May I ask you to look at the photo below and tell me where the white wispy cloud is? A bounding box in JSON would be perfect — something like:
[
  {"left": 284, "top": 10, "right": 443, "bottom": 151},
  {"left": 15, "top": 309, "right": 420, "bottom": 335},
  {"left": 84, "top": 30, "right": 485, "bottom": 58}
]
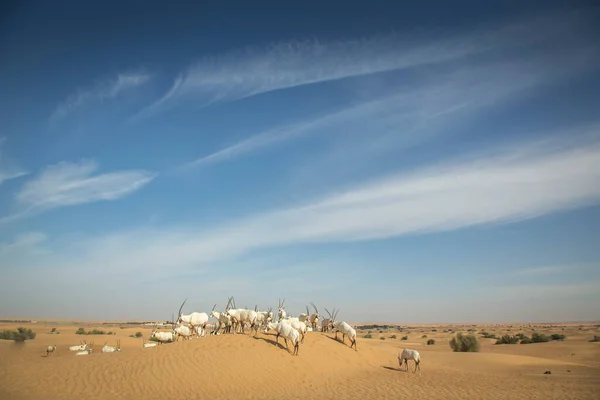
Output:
[
  {"left": 1, "top": 159, "right": 156, "bottom": 223},
  {"left": 182, "top": 44, "right": 598, "bottom": 170},
  {"left": 0, "top": 137, "right": 28, "bottom": 185},
  {"left": 133, "top": 8, "right": 593, "bottom": 120},
  {"left": 50, "top": 72, "right": 151, "bottom": 121},
  {"left": 14, "top": 127, "right": 600, "bottom": 275}
]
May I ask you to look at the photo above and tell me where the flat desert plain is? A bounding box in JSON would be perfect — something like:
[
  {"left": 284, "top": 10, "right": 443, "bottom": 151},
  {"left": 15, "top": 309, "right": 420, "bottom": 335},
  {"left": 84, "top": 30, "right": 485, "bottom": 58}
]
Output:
[{"left": 1, "top": 320, "right": 599, "bottom": 400}]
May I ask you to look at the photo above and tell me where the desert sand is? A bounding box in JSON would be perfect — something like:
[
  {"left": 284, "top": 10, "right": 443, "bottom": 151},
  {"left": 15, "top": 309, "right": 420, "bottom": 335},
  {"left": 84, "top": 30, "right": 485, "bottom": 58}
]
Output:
[{"left": 1, "top": 320, "right": 599, "bottom": 399}]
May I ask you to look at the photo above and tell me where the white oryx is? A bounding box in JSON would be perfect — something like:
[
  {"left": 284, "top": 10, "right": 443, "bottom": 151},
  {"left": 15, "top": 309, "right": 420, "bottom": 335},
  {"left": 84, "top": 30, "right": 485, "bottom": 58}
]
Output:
[
  {"left": 298, "top": 306, "right": 310, "bottom": 324},
  {"left": 398, "top": 348, "right": 422, "bottom": 375},
  {"left": 321, "top": 308, "right": 338, "bottom": 333},
  {"left": 332, "top": 318, "right": 357, "bottom": 351},
  {"left": 101, "top": 340, "right": 121, "bottom": 353},
  {"left": 142, "top": 339, "right": 158, "bottom": 348},
  {"left": 173, "top": 323, "right": 193, "bottom": 341},
  {"left": 225, "top": 297, "right": 243, "bottom": 333},
  {"left": 255, "top": 307, "right": 273, "bottom": 332},
  {"left": 176, "top": 298, "right": 209, "bottom": 337},
  {"left": 68, "top": 340, "right": 88, "bottom": 351},
  {"left": 75, "top": 341, "right": 94, "bottom": 355},
  {"left": 45, "top": 345, "right": 57, "bottom": 356},
  {"left": 280, "top": 317, "right": 308, "bottom": 344},
  {"left": 267, "top": 321, "right": 300, "bottom": 356},
  {"left": 277, "top": 298, "right": 287, "bottom": 321},
  {"left": 309, "top": 302, "right": 320, "bottom": 331},
  {"left": 151, "top": 324, "right": 175, "bottom": 344},
  {"left": 210, "top": 304, "right": 232, "bottom": 335}
]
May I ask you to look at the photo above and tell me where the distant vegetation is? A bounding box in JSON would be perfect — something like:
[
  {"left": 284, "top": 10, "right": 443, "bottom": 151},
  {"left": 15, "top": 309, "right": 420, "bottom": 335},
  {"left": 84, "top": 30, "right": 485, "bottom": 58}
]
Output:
[
  {"left": 550, "top": 334, "right": 566, "bottom": 341},
  {"left": 401, "top": 336, "right": 408, "bottom": 341},
  {"left": 390, "top": 334, "right": 397, "bottom": 339},
  {"left": 590, "top": 335, "right": 600, "bottom": 343},
  {"left": 421, "top": 334, "right": 427, "bottom": 338},
  {"left": 75, "top": 328, "right": 115, "bottom": 335},
  {"left": 355, "top": 324, "right": 397, "bottom": 330},
  {"left": 363, "top": 334, "right": 372, "bottom": 339},
  {"left": 427, "top": 339, "right": 436, "bottom": 345},
  {"left": 496, "top": 335, "right": 519, "bottom": 345},
  {"left": 481, "top": 332, "right": 497, "bottom": 339},
  {"left": 0, "top": 327, "right": 36, "bottom": 341},
  {"left": 449, "top": 332, "right": 480, "bottom": 352},
  {"left": 380, "top": 337, "right": 385, "bottom": 340},
  {"left": 49, "top": 327, "right": 60, "bottom": 334}
]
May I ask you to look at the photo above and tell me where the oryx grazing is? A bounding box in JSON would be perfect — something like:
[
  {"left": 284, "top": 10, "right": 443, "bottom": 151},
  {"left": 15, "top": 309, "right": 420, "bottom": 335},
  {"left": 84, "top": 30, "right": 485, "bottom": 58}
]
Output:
[
  {"left": 68, "top": 340, "right": 88, "bottom": 351},
  {"left": 45, "top": 345, "right": 57, "bottom": 357},
  {"left": 332, "top": 317, "right": 357, "bottom": 351},
  {"left": 267, "top": 321, "right": 300, "bottom": 356},
  {"left": 176, "top": 298, "right": 209, "bottom": 337},
  {"left": 277, "top": 298, "right": 287, "bottom": 321},
  {"left": 398, "top": 348, "right": 422, "bottom": 375},
  {"left": 101, "top": 340, "right": 121, "bottom": 353},
  {"left": 308, "top": 302, "right": 320, "bottom": 331},
  {"left": 209, "top": 304, "right": 232, "bottom": 335},
  {"left": 151, "top": 324, "right": 175, "bottom": 344}
]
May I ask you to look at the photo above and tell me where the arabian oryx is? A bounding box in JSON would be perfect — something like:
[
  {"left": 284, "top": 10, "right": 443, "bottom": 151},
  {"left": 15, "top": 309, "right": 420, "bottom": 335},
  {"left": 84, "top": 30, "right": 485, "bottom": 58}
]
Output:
[
  {"left": 309, "top": 302, "right": 320, "bottom": 331},
  {"left": 101, "top": 340, "right": 121, "bottom": 353},
  {"left": 321, "top": 307, "right": 338, "bottom": 333},
  {"left": 267, "top": 321, "right": 300, "bottom": 356},
  {"left": 176, "top": 298, "right": 209, "bottom": 337},
  {"left": 45, "top": 345, "right": 57, "bottom": 357},
  {"left": 209, "top": 303, "right": 232, "bottom": 335},
  {"left": 75, "top": 341, "right": 94, "bottom": 355},
  {"left": 332, "top": 316, "right": 357, "bottom": 351},
  {"left": 398, "top": 348, "right": 422, "bottom": 375},
  {"left": 277, "top": 298, "right": 287, "bottom": 322},
  {"left": 68, "top": 340, "right": 88, "bottom": 351},
  {"left": 151, "top": 324, "right": 175, "bottom": 344}
]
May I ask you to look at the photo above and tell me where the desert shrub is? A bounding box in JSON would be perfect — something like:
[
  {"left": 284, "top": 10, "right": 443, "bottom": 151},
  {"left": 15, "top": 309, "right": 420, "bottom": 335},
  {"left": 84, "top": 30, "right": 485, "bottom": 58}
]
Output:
[
  {"left": 496, "top": 335, "right": 519, "bottom": 345},
  {"left": 427, "top": 339, "right": 435, "bottom": 345},
  {"left": 0, "top": 327, "right": 36, "bottom": 341},
  {"left": 107, "top": 331, "right": 115, "bottom": 335},
  {"left": 401, "top": 336, "right": 408, "bottom": 341},
  {"left": 87, "top": 329, "right": 106, "bottom": 335},
  {"left": 422, "top": 334, "right": 427, "bottom": 338},
  {"left": 550, "top": 334, "right": 566, "bottom": 341},
  {"left": 590, "top": 335, "right": 600, "bottom": 342},
  {"left": 149, "top": 336, "right": 159, "bottom": 342},
  {"left": 51, "top": 327, "right": 56, "bottom": 333},
  {"left": 390, "top": 334, "right": 397, "bottom": 339},
  {"left": 520, "top": 336, "right": 532, "bottom": 344},
  {"left": 379, "top": 330, "right": 383, "bottom": 333},
  {"left": 531, "top": 333, "right": 550, "bottom": 343},
  {"left": 449, "top": 332, "right": 480, "bottom": 352},
  {"left": 380, "top": 337, "right": 386, "bottom": 340},
  {"left": 75, "top": 328, "right": 85, "bottom": 335},
  {"left": 481, "top": 332, "right": 497, "bottom": 339},
  {"left": 135, "top": 331, "right": 143, "bottom": 338},
  {"left": 363, "top": 334, "right": 372, "bottom": 339},
  {"left": 431, "top": 329, "right": 437, "bottom": 332}
]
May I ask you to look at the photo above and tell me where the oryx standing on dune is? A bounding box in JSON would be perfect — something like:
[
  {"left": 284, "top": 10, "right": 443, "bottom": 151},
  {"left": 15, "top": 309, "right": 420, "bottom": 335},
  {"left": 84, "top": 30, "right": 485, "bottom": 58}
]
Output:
[
  {"left": 277, "top": 298, "right": 287, "bottom": 322},
  {"left": 321, "top": 308, "right": 337, "bottom": 333},
  {"left": 210, "top": 303, "right": 232, "bottom": 335},
  {"left": 309, "top": 302, "right": 320, "bottom": 331},
  {"left": 176, "top": 298, "right": 209, "bottom": 337}
]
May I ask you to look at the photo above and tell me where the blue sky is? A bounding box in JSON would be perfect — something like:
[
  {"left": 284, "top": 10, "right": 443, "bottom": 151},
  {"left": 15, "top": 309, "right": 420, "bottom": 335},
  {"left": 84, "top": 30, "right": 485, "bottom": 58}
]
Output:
[{"left": 1, "top": 1, "right": 599, "bottom": 323}]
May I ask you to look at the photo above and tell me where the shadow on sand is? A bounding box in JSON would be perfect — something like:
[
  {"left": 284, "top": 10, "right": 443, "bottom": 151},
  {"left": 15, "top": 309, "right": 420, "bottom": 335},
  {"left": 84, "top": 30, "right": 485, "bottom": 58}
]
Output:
[
  {"left": 251, "top": 333, "right": 289, "bottom": 351},
  {"left": 382, "top": 366, "right": 404, "bottom": 372}
]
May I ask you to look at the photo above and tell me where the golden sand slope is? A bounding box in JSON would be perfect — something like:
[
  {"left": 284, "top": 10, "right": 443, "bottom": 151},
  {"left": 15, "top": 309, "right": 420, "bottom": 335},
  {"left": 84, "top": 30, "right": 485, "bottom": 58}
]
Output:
[{"left": 0, "top": 322, "right": 599, "bottom": 400}]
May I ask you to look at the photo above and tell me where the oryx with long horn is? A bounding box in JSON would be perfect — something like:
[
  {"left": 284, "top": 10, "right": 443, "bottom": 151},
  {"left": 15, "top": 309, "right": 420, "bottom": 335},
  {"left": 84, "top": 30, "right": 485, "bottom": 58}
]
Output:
[
  {"left": 277, "top": 298, "right": 287, "bottom": 322},
  {"left": 309, "top": 302, "right": 320, "bottom": 331},
  {"left": 175, "top": 298, "right": 209, "bottom": 337},
  {"left": 210, "top": 303, "right": 232, "bottom": 335}
]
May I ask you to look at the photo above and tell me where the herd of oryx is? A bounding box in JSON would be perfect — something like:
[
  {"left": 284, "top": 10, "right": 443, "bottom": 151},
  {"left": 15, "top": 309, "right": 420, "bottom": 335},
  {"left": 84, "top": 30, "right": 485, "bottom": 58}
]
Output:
[
  {"left": 43, "top": 295, "right": 422, "bottom": 373},
  {"left": 147, "top": 297, "right": 358, "bottom": 356}
]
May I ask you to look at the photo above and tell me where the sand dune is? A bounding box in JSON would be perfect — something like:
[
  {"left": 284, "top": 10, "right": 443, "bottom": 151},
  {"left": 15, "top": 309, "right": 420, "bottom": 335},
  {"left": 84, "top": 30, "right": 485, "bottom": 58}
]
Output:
[{"left": 1, "top": 321, "right": 599, "bottom": 399}]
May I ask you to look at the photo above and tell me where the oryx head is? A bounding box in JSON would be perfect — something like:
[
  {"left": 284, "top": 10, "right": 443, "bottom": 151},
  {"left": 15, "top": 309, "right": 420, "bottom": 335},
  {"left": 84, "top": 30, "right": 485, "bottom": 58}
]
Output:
[
  {"left": 209, "top": 304, "right": 218, "bottom": 319},
  {"left": 278, "top": 298, "right": 286, "bottom": 320},
  {"left": 176, "top": 298, "right": 188, "bottom": 324},
  {"left": 310, "top": 301, "right": 320, "bottom": 320}
]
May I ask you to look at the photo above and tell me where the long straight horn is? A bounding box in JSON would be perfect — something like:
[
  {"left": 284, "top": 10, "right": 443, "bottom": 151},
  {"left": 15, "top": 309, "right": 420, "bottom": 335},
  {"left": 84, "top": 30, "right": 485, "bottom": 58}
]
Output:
[
  {"left": 225, "top": 297, "right": 232, "bottom": 310},
  {"left": 325, "top": 308, "right": 332, "bottom": 319},
  {"left": 306, "top": 306, "right": 310, "bottom": 316},
  {"left": 255, "top": 305, "right": 258, "bottom": 312},
  {"left": 177, "top": 298, "right": 187, "bottom": 318},
  {"left": 310, "top": 301, "right": 319, "bottom": 313},
  {"left": 212, "top": 304, "right": 217, "bottom": 312}
]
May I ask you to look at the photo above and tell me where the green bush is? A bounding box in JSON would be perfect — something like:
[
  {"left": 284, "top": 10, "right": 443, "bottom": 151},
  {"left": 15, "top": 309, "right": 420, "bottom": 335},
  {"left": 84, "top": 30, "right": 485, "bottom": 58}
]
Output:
[
  {"left": 550, "top": 334, "right": 566, "bottom": 341},
  {"left": 0, "top": 327, "right": 36, "bottom": 341},
  {"left": 449, "top": 332, "right": 480, "bottom": 352},
  {"left": 422, "top": 334, "right": 427, "bottom": 338},
  {"left": 520, "top": 336, "right": 532, "bottom": 344},
  {"left": 380, "top": 337, "right": 385, "bottom": 340},
  {"left": 135, "top": 331, "right": 143, "bottom": 338},
  {"left": 427, "top": 339, "right": 435, "bottom": 345},
  {"left": 531, "top": 333, "right": 550, "bottom": 343},
  {"left": 401, "top": 336, "right": 408, "bottom": 340},
  {"left": 590, "top": 335, "right": 599, "bottom": 343},
  {"left": 481, "top": 332, "right": 497, "bottom": 339},
  {"left": 496, "top": 335, "right": 519, "bottom": 345},
  {"left": 75, "top": 328, "right": 85, "bottom": 335},
  {"left": 363, "top": 334, "right": 372, "bottom": 338},
  {"left": 390, "top": 334, "right": 397, "bottom": 339}
]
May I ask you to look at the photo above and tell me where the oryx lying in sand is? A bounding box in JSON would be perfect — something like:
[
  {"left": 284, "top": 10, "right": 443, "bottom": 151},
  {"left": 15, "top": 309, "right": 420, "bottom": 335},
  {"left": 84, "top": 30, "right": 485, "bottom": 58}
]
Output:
[
  {"left": 68, "top": 340, "right": 88, "bottom": 351},
  {"left": 101, "top": 340, "right": 121, "bottom": 353}
]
